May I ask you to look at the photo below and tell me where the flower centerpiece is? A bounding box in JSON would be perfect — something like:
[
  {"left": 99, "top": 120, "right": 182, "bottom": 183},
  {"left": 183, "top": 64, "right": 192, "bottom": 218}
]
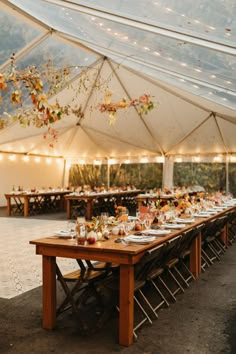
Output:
[
  {"left": 115, "top": 205, "right": 129, "bottom": 221},
  {"left": 85, "top": 216, "right": 107, "bottom": 243}
]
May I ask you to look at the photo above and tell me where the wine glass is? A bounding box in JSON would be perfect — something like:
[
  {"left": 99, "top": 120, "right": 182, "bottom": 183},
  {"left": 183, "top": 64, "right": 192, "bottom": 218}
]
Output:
[
  {"left": 101, "top": 212, "right": 109, "bottom": 224},
  {"left": 67, "top": 220, "right": 76, "bottom": 239}
]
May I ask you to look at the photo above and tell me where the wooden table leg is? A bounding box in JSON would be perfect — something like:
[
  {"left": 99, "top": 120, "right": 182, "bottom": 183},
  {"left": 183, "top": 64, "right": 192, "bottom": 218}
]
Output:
[
  {"left": 66, "top": 199, "right": 71, "bottom": 219},
  {"left": 119, "top": 264, "right": 134, "bottom": 346},
  {"left": 189, "top": 232, "right": 202, "bottom": 278},
  {"left": 42, "top": 255, "right": 56, "bottom": 329},
  {"left": 24, "top": 196, "right": 29, "bottom": 217},
  {"left": 86, "top": 200, "right": 92, "bottom": 220},
  {"left": 6, "top": 197, "right": 11, "bottom": 216},
  {"left": 221, "top": 224, "right": 228, "bottom": 246}
]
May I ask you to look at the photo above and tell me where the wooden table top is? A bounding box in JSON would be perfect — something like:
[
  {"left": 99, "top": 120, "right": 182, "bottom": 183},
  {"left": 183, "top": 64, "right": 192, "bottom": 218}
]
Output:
[{"left": 5, "top": 191, "right": 69, "bottom": 197}]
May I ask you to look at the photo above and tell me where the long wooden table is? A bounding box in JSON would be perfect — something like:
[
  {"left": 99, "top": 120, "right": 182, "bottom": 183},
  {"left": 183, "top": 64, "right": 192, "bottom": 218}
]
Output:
[
  {"left": 65, "top": 190, "right": 142, "bottom": 220},
  {"left": 5, "top": 191, "right": 69, "bottom": 217},
  {"left": 30, "top": 205, "right": 235, "bottom": 346}
]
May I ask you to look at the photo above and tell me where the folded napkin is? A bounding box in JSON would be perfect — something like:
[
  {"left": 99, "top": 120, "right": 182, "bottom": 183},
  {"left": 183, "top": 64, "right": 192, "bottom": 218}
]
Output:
[
  {"left": 175, "top": 218, "right": 195, "bottom": 224},
  {"left": 193, "top": 213, "right": 211, "bottom": 218},
  {"left": 55, "top": 230, "right": 71, "bottom": 237},
  {"left": 124, "top": 235, "right": 156, "bottom": 244},
  {"left": 141, "top": 229, "right": 171, "bottom": 236},
  {"left": 162, "top": 223, "right": 186, "bottom": 229}
]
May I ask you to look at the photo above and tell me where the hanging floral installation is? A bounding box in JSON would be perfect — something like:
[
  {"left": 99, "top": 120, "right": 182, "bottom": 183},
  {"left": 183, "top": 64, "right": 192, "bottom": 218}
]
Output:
[
  {"left": 97, "top": 90, "right": 155, "bottom": 125},
  {"left": 0, "top": 53, "right": 157, "bottom": 147}
]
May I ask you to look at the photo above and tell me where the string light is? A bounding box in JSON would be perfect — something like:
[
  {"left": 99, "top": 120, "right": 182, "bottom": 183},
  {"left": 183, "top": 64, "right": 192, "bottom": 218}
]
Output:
[
  {"left": 213, "top": 155, "right": 222, "bottom": 162},
  {"left": 9, "top": 154, "right": 16, "bottom": 161},
  {"left": 108, "top": 158, "right": 117, "bottom": 165},
  {"left": 46, "top": 158, "right": 52, "bottom": 164},
  {"left": 93, "top": 159, "right": 102, "bottom": 165},
  {"left": 140, "top": 157, "right": 149, "bottom": 163},
  {"left": 192, "top": 156, "right": 201, "bottom": 162},
  {"left": 22, "top": 155, "right": 29, "bottom": 162},
  {"left": 78, "top": 159, "right": 85, "bottom": 164},
  {"left": 86, "top": 8, "right": 234, "bottom": 103},
  {"left": 34, "top": 157, "right": 41, "bottom": 163},
  {"left": 156, "top": 156, "right": 165, "bottom": 163},
  {"left": 124, "top": 159, "right": 130, "bottom": 164}
]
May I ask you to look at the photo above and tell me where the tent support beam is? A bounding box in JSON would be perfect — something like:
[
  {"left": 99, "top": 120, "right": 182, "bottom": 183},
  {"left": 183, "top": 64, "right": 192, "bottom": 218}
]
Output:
[
  {"left": 165, "top": 112, "right": 213, "bottom": 155},
  {"left": 76, "top": 39, "right": 236, "bottom": 98},
  {"left": 107, "top": 59, "right": 164, "bottom": 156}
]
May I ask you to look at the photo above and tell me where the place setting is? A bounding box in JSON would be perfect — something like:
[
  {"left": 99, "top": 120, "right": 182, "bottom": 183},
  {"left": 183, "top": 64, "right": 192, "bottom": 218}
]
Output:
[
  {"left": 160, "top": 222, "right": 187, "bottom": 229},
  {"left": 140, "top": 229, "right": 172, "bottom": 237},
  {"left": 116, "top": 234, "right": 156, "bottom": 245}
]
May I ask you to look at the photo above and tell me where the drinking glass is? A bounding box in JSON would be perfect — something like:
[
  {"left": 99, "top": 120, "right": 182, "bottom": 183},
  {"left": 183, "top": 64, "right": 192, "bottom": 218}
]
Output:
[
  {"left": 101, "top": 212, "right": 109, "bottom": 224},
  {"left": 76, "top": 217, "right": 86, "bottom": 245},
  {"left": 67, "top": 220, "right": 76, "bottom": 239}
]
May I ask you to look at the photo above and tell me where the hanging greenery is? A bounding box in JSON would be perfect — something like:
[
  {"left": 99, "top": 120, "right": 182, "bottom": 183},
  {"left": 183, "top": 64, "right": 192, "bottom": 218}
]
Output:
[{"left": 0, "top": 53, "right": 157, "bottom": 146}]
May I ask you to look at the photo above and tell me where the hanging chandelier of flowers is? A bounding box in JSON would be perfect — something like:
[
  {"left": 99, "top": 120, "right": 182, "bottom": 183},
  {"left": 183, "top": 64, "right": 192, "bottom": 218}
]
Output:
[
  {"left": 0, "top": 53, "right": 157, "bottom": 146},
  {"left": 97, "top": 90, "right": 156, "bottom": 125}
]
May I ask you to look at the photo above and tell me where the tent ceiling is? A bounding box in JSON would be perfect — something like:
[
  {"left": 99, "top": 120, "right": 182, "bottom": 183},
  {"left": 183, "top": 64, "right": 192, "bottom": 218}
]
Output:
[{"left": 0, "top": 0, "right": 235, "bottom": 160}]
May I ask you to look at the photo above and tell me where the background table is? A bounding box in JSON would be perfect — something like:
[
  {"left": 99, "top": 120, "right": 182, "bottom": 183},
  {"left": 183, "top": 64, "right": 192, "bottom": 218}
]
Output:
[
  {"left": 65, "top": 190, "right": 142, "bottom": 220},
  {"left": 5, "top": 191, "right": 68, "bottom": 217}
]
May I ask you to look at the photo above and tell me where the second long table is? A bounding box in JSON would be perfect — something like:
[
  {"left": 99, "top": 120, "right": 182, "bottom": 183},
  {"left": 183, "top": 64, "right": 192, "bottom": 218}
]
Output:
[{"left": 65, "top": 190, "right": 142, "bottom": 220}]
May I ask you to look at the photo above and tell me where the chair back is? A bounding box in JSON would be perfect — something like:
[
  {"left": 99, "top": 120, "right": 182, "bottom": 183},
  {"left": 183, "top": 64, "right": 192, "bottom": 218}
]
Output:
[
  {"left": 135, "top": 243, "right": 167, "bottom": 280},
  {"left": 180, "top": 224, "right": 203, "bottom": 253},
  {"left": 163, "top": 235, "right": 183, "bottom": 263},
  {"left": 201, "top": 218, "right": 218, "bottom": 241}
]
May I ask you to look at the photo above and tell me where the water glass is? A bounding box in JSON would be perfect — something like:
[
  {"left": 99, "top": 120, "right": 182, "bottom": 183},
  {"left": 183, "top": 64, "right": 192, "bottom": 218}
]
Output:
[{"left": 67, "top": 220, "right": 76, "bottom": 239}]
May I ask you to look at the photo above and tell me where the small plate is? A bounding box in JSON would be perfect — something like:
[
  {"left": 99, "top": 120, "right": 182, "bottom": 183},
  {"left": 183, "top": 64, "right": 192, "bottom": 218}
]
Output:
[
  {"left": 128, "top": 216, "right": 138, "bottom": 221},
  {"left": 175, "top": 218, "right": 195, "bottom": 224},
  {"left": 124, "top": 235, "right": 156, "bottom": 244},
  {"left": 55, "top": 230, "right": 71, "bottom": 237},
  {"left": 193, "top": 213, "right": 210, "bottom": 218},
  {"left": 162, "top": 223, "right": 186, "bottom": 229},
  {"left": 141, "top": 229, "right": 171, "bottom": 236}
]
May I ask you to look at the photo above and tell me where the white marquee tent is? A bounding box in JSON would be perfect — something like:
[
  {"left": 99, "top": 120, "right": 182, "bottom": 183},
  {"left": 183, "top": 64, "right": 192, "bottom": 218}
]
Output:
[{"left": 0, "top": 0, "right": 236, "bottom": 204}]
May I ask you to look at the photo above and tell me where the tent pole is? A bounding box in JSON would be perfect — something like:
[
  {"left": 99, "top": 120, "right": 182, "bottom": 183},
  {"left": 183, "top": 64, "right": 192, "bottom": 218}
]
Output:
[
  {"left": 162, "top": 157, "right": 173, "bottom": 189},
  {"left": 107, "top": 163, "right": 110, "bottom": 190},
  {"left": 62, "top": 159, "right": 66, "bottom": 188},
  {"left": 226, "top": 155, "right": 229, "bottom": 194}
]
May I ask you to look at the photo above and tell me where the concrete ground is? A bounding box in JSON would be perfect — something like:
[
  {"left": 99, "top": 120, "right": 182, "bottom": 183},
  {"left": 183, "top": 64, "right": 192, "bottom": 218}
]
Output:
[{"left": 0, "top": 211, "right": 236, "bottom": 353}]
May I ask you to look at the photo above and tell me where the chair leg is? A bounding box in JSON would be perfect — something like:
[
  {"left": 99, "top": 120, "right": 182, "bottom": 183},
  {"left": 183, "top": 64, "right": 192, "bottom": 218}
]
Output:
[
  {"left": 178, "top": 259, "right": 196, "bottom": 284},
  {"left": 116, "top": 292, "right": 153, "bottom": 340},
  {"left": 158, "top": 275, "right": 177, "bottom": 302},
  {"left": 207, "top": 243, "right": 221, "bottom": 261},
  {"left": 173, "top": 265, "right": 190, "bottom": 288},
  {"left": 166, "top": 268, "right": 185, "bottom": 295},
  {"left": 214, "top": 238, "right": 226, "bottom": 253},
  {"left": 201, "top": 248, "right": 214, "bottom": 265},
  {"left": 56, "top": 264, "right": 83, "bottom": 316},
  {"left": 149, "top": 279, "right": 170, "bottom": 309},
  {"left": 138, "top": 288, "right": 159, "bottom": 319}
]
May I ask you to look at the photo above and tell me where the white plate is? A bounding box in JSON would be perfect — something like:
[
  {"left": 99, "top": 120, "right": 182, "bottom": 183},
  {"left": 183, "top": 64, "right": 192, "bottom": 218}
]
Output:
[
  {"left": 162, "top": 223, "right": 186, "bottom": 229},
  {"left": 55, "top": 230, "right": 71, "bottom": 237},
  {"left": 193, "top": 213, "right": 211, "bottom": 218},
  {"left": 141, "top": 229, "right": 171, "bottom": 236},
  {"left": 205, "top": 210, "right": 218, "bottom": 214},
  {"left": 175, "top": 218, "right": 195, "bottom": 224},
  {"left": 124, "top": 235, "right": 156, "bottom": 244},
  {"left": 208, "top": 207, "right": 225, "bottom": 212},
  {"left": 128, "top": 216, "right": 138, "bottom": 220}
]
